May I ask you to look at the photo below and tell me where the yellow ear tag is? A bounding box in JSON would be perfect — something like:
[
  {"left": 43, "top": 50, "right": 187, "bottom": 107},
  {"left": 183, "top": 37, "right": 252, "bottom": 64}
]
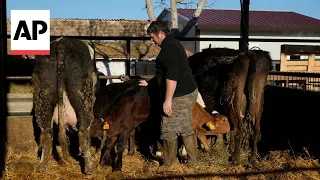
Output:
[
  {"left": 206, "top": 122, "right": 216, "bottom": 130},
  {"left": 103, "top": 122, "right": 110, "bottom": 130}
]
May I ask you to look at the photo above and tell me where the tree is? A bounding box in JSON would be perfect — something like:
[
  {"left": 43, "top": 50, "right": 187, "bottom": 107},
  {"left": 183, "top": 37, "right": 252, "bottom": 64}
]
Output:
[{"left": 145, "top": 0, "right": 215, "bottom": 37}]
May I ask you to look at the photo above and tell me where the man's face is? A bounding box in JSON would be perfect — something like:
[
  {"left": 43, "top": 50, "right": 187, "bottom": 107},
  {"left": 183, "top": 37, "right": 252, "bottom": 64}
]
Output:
[{"left": 149, "top": 31, "right": 166, "bottom": 46}]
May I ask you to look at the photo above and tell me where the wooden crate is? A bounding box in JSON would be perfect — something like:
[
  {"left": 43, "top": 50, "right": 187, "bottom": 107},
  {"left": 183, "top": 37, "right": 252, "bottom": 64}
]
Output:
[{"left": 280, "top": 44, "right": 320, "bottom": 73}]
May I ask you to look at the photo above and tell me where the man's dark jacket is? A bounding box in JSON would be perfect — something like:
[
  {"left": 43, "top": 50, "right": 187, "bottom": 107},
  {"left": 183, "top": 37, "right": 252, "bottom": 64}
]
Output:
[{"left": 155, "top": 33, "right": 198, "bottom": 98}]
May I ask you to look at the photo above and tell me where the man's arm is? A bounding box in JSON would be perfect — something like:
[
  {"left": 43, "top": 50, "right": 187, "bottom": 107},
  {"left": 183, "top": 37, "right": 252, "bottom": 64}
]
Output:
[
  {"left": 163, "top": 79, "right": 177, "bottom": 116},
  {"left": 165, "top": 79, "right": 177, "bottom": 101},
  {"left": 162, "top": 43, "right": 180, "bottom": 116}
]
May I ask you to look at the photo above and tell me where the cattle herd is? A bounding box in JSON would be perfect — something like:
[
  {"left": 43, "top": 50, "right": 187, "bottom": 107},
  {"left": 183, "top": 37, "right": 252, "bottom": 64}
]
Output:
[{"left": 31, "top": 37, "right": 271, "bottom": 174}]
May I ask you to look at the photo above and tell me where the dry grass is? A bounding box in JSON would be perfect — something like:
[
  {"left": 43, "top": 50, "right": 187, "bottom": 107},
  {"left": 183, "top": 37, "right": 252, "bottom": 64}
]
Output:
[{"left": 2, "top": 138, "right": 320, "bottom": 180}]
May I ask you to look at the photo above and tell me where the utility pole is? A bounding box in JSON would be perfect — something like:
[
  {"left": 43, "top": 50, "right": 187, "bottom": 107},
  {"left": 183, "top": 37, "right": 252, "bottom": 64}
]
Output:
[{"left": 239, "top": 0, "right": 250, "bottom": 52}]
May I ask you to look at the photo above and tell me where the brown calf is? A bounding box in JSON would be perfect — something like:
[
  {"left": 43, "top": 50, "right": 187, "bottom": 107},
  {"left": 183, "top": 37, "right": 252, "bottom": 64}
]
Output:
[
  {"left": 191, "top": 102, "right": 230, "bottom": 152},
  {"left": 90, "top": 79, "right": 150, "bottom": 171}
]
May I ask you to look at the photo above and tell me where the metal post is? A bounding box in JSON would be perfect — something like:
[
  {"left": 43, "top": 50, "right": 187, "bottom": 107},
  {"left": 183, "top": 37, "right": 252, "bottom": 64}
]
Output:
[
  {"left": 239, "top": 0, "right": 250, "bottom": 52},
  {"left": 0, "top": 0, "right": 7, "bottom": 175},
  {"left": 0, "top": 0, "right": 8, "bottom": 120},
  {"left": 126, "top": 39, "right": 131, "bottom": 76}
]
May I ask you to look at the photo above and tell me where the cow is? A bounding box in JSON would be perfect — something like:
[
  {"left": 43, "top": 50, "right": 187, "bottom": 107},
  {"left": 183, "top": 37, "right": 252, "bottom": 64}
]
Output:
[
  {"left": 32, "top": 37, "right": 98, "bottom": 174},
  {"left": 188, "top": 47, "right": 271, "bottom": 165},
  {"left": 90, "top": 79, "right": 150, "bottom": 171},
  {"left": 91, "top": 79, "right": 146, "bottom": 156},
  {"left": 191, "top": 101, "right": 230, "bottom": 152}
]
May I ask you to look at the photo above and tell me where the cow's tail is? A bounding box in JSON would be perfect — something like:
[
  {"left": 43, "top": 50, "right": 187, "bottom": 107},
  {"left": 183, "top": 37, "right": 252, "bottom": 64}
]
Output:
[
  {"left": 242, "top": 52, "right": 254, "bottom": 150},
  {"left": 56, "top": 38, "right": 67, "bottom": 130}
]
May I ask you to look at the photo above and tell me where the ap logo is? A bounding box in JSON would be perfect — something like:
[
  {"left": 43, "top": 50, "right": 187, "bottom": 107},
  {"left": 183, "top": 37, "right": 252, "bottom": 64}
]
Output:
[{"left": 11, "top": 10, "right": 50, "bottom": 55}]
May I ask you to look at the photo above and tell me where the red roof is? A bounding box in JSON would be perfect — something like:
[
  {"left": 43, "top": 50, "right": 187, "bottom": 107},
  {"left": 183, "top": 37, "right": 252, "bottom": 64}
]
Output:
[{"left": 176, "top": 9, "right": 320, "bottom": 31}]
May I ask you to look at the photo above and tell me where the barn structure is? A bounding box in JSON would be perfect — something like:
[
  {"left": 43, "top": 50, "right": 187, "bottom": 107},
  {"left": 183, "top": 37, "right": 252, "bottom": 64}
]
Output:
[{"left": 158, "top": 8, "right": 320, "bottom": 70}]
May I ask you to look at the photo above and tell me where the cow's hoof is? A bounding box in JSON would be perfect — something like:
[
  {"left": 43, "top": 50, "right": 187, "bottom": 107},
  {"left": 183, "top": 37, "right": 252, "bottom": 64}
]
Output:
[
  {"left": 155, "top": 151, "right": 162, "bottom": 157},
  {"left": 35, "top": 163, "right": 48, "bottom": 173},
  {"left": 112, "top": 166, "right": 122, "bottom": 172},
  {"left": 58, "top": 158, "right": 70, "bottom": 165},
  {"left": 84, "top": 164, "right": 95, "bottom": 175},
  {"left": 99, "top": 161, "right": 106, "bottom": 166},
  {"left": 99, "top": 161, "right": 110, "bottom": 167},
  {"left": 128, "top": 151, "right": 135, "bottom": 156},
  {"left": 229, "top": 157, "right": 240, "bottom": 166},
  {"left": 201, "top": 149, "right": 210, "bottom": 154},
  {"left": 249, "top": 156, "right": 260, "bottom": 168},
  {"left": 99, "top": 158, "right": 112, "bottom": 166}
]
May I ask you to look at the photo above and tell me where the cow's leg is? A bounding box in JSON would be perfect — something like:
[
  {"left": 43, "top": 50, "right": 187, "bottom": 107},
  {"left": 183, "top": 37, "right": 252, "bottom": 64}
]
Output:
[
  {"left": 246, "top": 54, "right": 270, "bottom": 165},
  {"left": 155, "top": 140, "right": 163, "bottom": 157},
  {"left": 224, "top": 83, "right": 246, "bottom": 165},
  {"left": 110, "top": 145, "right": 117, "bottom": 167},
  {"left": 67, "top": 85, "right": 95, "bottom": 175},
  {"left": 113, "top": 131, "right": 130, "bottom": 171},
  {"left": 223, "top": 57, "right": 250, "bottom": 165},
  {"left": 33, "top": 74, "right": 57, "bottom": 172},
  {"left": 100, "top": 136, "right": 118, "bottom": 166},
  {"left": 194, "top": 126, "right": 208, "bottom": 152},
  {"left": 128, "top": 129, "right": 136, "bottom": 156},
  {"left": 198, "top": 135, "right": 210, "bottom": 152}
]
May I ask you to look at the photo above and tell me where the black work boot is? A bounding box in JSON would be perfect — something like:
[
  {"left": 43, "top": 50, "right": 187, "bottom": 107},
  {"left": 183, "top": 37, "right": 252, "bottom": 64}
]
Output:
[
  {"left": 158, "top": 139, "right": 178, "bottom": 171},
  {"left": 182, "top": 134, "right": 198, "bottom": 168}
]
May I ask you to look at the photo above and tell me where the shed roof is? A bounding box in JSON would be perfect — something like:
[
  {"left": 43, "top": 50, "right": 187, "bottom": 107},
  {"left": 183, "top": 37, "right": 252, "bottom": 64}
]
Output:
[{"left": 161, "top": 8, "right": 320, "bottom": 31}]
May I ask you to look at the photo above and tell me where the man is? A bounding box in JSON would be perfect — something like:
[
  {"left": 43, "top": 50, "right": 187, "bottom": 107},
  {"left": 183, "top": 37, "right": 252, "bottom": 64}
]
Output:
[{"left": 141, "top": 20, "right": 198, "bottom": 169}]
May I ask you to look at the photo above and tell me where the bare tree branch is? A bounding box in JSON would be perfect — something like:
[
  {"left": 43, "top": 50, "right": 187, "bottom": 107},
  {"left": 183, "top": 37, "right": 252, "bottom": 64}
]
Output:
[
  {"left": 170, "top": 0, "right": 178, "bottom": 26},
  {"left": 145, "top": 0, "right": 216, "bottom": 37},
  {"left": 204, "top": 0, "right": 216, "bottom": 8},
  {"left": 193, "top": 0, "right": 208, "bottom": 17},
  {"left": 145, "top": 0, "right": 157, "bottom": 21}
]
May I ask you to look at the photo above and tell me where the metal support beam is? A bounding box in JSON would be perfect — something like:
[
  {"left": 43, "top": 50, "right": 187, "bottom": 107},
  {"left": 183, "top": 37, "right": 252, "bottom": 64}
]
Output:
[
  {"left": 0, "top": 0, "right": 8, "bottom": 118},
  {"left": 0, "top": 0, "right": 7, "bottom": 176},
  {"left": 239, "top": 0, "right": 250, "bottom": 52},
  {"left": 126, "top": 39, "right": 131, "bottom": 76}
]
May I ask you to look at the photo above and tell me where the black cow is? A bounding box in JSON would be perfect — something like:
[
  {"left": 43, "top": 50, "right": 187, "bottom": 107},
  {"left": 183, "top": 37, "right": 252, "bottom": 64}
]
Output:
[
  {"left": 188, "top": 47, "right": 271, "bottom": 165},
  {"left": 32, "top": 37, "right": 98, "bottom": 174}
]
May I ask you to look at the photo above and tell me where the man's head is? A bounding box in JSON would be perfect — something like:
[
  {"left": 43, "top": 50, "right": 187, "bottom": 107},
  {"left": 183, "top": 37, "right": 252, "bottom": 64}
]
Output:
[{"left": 147, "top": 20, "right": 171, "bottom": 46}]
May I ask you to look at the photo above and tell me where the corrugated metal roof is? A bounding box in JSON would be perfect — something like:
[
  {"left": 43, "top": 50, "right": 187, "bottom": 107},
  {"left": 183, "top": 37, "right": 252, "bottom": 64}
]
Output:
[{"left": 176, "top": 9, "right": 320, "bottom": 31}]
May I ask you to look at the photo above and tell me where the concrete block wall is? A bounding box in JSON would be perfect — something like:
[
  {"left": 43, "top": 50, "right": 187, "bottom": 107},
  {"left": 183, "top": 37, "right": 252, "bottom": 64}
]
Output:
[{"left": 7, "top": 18, "right": 150, "bottom": 37}]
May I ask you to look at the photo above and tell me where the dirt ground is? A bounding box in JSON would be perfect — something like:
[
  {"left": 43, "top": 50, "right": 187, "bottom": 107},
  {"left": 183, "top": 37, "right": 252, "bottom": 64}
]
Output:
[{"left": 2, "top": 135, "right": 320, "bottom": 180}]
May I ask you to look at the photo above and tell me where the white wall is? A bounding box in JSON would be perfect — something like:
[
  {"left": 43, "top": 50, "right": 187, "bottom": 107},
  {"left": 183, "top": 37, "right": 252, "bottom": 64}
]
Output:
[
  {"left": 96, "top": 60, "right": 130, "bottom": 85},
  {"left": 199, "top": 30, "right": 320, "bottom": 60}
]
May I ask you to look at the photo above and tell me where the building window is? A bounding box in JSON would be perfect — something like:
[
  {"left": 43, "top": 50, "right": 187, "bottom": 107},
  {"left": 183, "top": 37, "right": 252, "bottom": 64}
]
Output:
[{"left": 290, "top": 55, "right": 300, "bottom": 60}]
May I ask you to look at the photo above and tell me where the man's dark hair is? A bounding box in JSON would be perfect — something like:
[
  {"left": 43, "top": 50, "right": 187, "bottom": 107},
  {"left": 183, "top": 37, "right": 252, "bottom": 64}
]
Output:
[{"left": 147, "top": 20, "right": 171, "bottom": 35}]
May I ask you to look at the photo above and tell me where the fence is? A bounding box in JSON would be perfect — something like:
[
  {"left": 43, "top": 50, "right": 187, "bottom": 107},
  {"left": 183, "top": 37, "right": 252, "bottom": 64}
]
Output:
[
  {"left": 268, "top": 71, "right": 320, "bottom": 92},
  {"left": 4, "top": 35, "right": 320, "bottom": 92}
]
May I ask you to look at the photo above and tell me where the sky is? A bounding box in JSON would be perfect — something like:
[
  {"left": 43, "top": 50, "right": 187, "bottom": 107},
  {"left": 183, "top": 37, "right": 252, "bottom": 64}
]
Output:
[{"left": 6, "top": 0, "right": 320, "bottom": 20}]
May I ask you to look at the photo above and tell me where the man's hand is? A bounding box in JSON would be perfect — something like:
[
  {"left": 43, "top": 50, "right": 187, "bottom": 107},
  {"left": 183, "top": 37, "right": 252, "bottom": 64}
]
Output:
[
  {"left": 139, "top": 80, "right": 148, "bottom": 86},
  {"left": 163, "top": 99, "right": 172, "bottom": 116}
]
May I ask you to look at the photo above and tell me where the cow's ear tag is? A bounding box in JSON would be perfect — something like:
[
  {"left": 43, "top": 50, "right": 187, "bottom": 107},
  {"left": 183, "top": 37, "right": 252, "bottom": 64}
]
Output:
[
  {"left": 206, "top": 122, "right": 216, "bottom": 130},
  {"left": 103, "top": 122, "right": 110, "bottom": 130}
]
